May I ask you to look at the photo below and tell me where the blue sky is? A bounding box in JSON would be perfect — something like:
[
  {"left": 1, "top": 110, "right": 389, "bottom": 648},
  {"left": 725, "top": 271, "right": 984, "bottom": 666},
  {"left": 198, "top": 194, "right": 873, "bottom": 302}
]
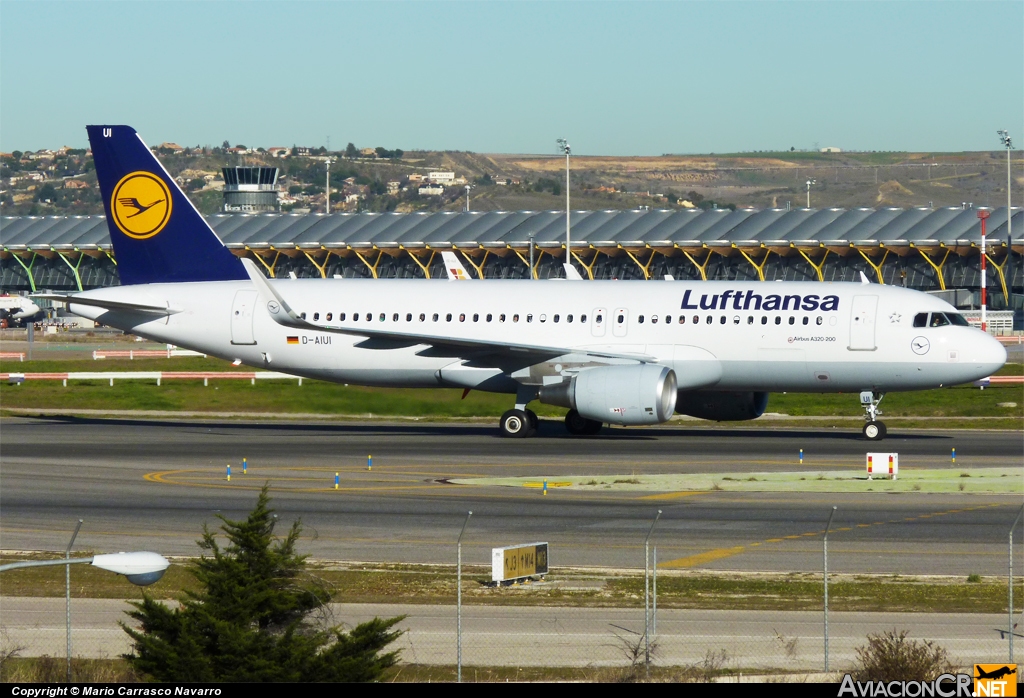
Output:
[{"left": 2, "top": 1, "right": 1021, "bottom": 154}]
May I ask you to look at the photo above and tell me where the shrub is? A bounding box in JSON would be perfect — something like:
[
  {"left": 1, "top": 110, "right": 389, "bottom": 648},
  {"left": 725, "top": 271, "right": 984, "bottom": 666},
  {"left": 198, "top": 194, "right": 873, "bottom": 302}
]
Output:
[{"left": 851, "top": 629, "right": 956, "bottom": 681}]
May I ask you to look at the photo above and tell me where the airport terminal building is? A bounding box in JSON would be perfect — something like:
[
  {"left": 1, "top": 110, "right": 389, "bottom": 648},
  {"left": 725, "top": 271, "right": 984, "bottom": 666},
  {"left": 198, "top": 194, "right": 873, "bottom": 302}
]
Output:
[{"left": 1, "top": 206, "right": 1021, "bottom": 316}]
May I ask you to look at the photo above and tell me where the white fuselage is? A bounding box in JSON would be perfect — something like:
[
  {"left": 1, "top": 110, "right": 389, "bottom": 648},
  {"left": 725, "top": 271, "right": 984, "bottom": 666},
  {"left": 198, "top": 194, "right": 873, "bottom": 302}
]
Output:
[{"left": 68, "top": 279, "right": 1006, "bottom": 395}]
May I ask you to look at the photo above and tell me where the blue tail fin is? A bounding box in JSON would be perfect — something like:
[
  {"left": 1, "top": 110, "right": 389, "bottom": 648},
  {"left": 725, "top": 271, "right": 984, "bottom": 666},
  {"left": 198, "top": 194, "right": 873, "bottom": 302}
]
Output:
[{"left": 87, "top": 125, "right": 247, "bottom": 285}]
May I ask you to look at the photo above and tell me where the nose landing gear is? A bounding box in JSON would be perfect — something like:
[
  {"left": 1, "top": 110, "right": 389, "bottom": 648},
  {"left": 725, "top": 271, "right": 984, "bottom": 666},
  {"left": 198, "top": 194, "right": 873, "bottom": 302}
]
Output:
[{"left": 860, "top": 390, "right": 887, "bottom": 440}]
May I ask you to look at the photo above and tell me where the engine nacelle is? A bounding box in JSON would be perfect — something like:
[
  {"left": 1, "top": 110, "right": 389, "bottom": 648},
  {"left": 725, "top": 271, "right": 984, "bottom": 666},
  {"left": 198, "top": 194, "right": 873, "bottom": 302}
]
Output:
[
  {"left": 675, "top": 390, "right": 769, "bottom": 421},
  {"left": 539, "top": 364, "right": 678, "bottom": 426}
]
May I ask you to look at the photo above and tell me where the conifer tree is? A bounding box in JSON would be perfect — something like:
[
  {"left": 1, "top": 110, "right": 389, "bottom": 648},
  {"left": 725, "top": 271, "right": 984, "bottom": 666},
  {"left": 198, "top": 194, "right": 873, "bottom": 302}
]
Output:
[{"left": 122, "top": 485, "right": 403, "bottom": 682}]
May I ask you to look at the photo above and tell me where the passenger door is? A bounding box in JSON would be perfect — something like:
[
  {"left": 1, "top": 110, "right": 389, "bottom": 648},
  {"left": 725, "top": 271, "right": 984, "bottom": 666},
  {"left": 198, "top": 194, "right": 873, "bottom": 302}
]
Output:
[
  {"left": 848, "top": 295, "right": 878, "bottom": 351},
  {"left": 230, "top": 290, "right": 259, "bottom": 345}
]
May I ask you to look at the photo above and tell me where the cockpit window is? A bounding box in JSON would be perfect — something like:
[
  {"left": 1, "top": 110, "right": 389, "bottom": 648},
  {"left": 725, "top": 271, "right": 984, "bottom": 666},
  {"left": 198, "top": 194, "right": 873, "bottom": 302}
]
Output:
[
  {"left": 913, "top": 313, "right": 928, "bottom": 328},
  {"left": 946, "top": 312, "right": 970, "bottom": 327},
  {"left": 929, "top": 313, "right": 949, "bottom": 328}
]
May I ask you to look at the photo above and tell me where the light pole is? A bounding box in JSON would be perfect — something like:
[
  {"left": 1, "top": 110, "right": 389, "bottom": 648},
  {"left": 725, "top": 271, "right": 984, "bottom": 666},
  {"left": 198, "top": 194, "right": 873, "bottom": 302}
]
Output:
[
  {"left": 806, "top": 179, "right": 816, "bottom": 209},
  {"left": 644, "top": 509, "right": 662, "bottom": 678},
  {"left": 465, "top": 185, "right": 472, "bottom": 212},
  {"left": 557, "top": 139, "right": 571, "bottom": 270},
  {"left": 456, "top": 510, "right": 472, "bottom": 683},
  {"left": 998, "top": 131, "right": 1013, "bottom": 308},
  {"left": 325, "top": 156, "right": 335, "bottom": 214},
  {"left": 824, "top": 506, "right": 837, "bottom": 672},
  {"left": 0, "top": 534, "right": 170, "bottom": 683}
]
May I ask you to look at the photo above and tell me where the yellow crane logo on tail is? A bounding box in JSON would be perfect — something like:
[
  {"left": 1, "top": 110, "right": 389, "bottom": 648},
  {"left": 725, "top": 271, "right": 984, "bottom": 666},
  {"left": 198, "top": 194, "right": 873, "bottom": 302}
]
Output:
[{"left": 111, "top": 171, "right": 172, "bottom": 239}]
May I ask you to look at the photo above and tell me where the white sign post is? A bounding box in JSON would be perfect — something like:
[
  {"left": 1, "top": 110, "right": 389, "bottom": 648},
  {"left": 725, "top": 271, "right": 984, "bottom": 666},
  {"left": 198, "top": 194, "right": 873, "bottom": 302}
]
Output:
[{"left": 866, "top": 452, "right": 898, "bottom": 480}]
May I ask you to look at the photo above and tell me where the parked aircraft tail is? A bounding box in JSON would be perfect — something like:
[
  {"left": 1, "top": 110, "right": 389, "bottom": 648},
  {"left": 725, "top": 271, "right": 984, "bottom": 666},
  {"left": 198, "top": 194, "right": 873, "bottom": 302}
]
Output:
[{"left": 86, "top": 125, "right": 247, "bottom": 285}]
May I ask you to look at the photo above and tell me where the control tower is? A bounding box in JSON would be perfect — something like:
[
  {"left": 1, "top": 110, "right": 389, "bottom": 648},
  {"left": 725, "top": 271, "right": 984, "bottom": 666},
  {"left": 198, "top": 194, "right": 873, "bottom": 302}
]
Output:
[{"left": 222, "top": 166, "right": 279, "bottom": 212}]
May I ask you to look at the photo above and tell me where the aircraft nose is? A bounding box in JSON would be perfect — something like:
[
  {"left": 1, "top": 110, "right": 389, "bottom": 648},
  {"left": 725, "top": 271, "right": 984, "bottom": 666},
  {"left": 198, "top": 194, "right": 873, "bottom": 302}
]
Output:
[{"left": 973, "top": 332, "right": 1008, "bottom": 373}]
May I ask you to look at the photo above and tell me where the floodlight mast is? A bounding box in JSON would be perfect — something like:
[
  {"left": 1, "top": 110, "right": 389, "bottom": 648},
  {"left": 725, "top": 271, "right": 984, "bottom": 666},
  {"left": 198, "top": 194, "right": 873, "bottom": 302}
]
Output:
[
  {"left": 998, "top": 130, "right": 1013, "bottom": 307},
  {"left": 325, "top": 156, "right": 335, "bottom": 214},
  {"left": 806, "top": 179, "right": 816, "bottom": 209},
  {"left": 557, "top": 139, "right": 571, "bottom": 271}
]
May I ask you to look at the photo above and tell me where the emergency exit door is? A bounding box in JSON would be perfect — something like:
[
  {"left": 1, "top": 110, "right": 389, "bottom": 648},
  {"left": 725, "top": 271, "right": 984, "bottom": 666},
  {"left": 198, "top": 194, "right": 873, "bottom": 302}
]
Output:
[{"left": 230, "top": 290, "right": 259, "bottom": 345}]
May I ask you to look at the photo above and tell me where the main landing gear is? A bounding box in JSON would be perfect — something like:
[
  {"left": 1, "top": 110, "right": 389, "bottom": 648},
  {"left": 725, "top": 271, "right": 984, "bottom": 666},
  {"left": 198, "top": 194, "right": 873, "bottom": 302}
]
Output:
[
  {"left": 499, "top": 408, "right": 538, "bottom": 438},
  {"left": 564, "top": 409, "right": 603, "bottom": 436},
  {"left": 860, "top": 390, "right": 887, "bottom": 441}
]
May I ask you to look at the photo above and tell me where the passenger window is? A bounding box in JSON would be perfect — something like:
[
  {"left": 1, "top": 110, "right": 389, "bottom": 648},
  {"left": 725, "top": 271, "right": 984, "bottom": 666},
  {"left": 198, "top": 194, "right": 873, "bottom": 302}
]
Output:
[
  {"left": 775, "top": 317, "right": 781, "bottom": 325},
  {"left": 638, "top": 315, "right": 645, "bottom": 324},
  {"left": 720, "top": 316, "right": 726, "bottom": 324},
  {"left": 693, "top": 315, "right": 699, "bottom": 324},
  {"left": 816, "top": 316, "right": 822, "bottom": 325},
  {"left": 596, "top": 314, "right": 603, "bottom": 323},
  {"left": 340, "top": 313, "right": 346, "bottom": 321},
  {"left": 393, "top": 313, "right": 399, "bottom": 322},
  {"left": 539, "top": 314, "right": 546, "bottom": 322},
  {"left": 459, "top": 313, "right": 465, "bottom": 322},
  {"left": 351, "top": 313, "right": 357, "bottom": 321},
  {"left": 913, "top": 313, "right": 928, "bottom": 328},
  {"left": 617, "top": 314, "right": 625, "bottom": 323},
  {"left": 486, "top": 314, "right": 492, "bottom": 322},
  {"left": 432, "top": 313, "right": 439, "bottom": 321},
  {"left": 473, "top": 313, "right": 479, "bottom": 322},
  {"left": 406, "top": 313, "right": 412, "bottom": 322},
  {"left": 326, "top": 313, "right": 332, "bottom": 321},
  {"left": 706, "top": 316, "right": 712, "bottom": 325},
  {"left": 300, "top": 312, "right": 306, "bottom": 319},
  {"left": 747, "top": 316, "right": 753, "bottom": 324},
  {"left": 802, "top": 317, "right": 809, "bottom": 325},
  {"left": 651, "top": 316, "right": 658, "bottom": 324},
  {"left": 553, "top": 314, "right": 560, "bottom": 323},
  {"left": 527, "top": 314, "right": 533, "bottom": 323},
  {"left": 313, "top": 312, "right": 319, "bottom": 321},
  {"left": 788, "top": 317, "right": 795, "bottom": 325},
  {"left": 665, "top": 315, "right": 671, "bottom": 324},
  {"left": 447, "top": 313, "right": 453, "bottom": 322},
  {"left": 930, "top": 313, "right": 949, "bottom": 327},
  {"left": 380, "top": 313, "right": 386, "bottom": 322},
  {"left": 580, "top": 314, "right": 587, "bottom": 323},
  {"left": 500, "top": 314, "right": 506, "bottom": 322},
  {"left": 567, "top": 314, "right": 573, "bottom": 323},
  {"left": 418, "top": 313, "right": 425, "bottom": 321},
  {"left": 761, "top": 316, "right": 768, "bottom": 325},
  {"left": 513, "top": 314, "right": 519, "bottom": 323},
  {"left": 733, "top": 316, "right": 740, "bottom": 325}
]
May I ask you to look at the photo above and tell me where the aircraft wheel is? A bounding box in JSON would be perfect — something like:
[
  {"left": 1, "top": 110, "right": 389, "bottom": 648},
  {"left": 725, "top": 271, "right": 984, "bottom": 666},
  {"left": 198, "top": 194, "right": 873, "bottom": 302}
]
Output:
[
  {"left": 863, "top": 421, "right": 887, "bottom": 440},
  {"left": 525, "top": 409, "right": 539, "bottom": 434},
  {"left": 500, "top": 409, "right": 532, "bottom": 438},
  {"left": 565, "top": 409, "right": 603, "bottom": 436}
]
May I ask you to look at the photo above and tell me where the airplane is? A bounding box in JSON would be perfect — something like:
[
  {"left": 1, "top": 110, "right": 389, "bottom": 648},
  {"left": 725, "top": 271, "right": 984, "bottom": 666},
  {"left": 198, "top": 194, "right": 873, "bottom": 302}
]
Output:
[
  {"left": 36, "top": 125, "right": 1008, "bottom": 439},
  {"left": 0, "top": 294, "right": 44, "bottom": 327}
]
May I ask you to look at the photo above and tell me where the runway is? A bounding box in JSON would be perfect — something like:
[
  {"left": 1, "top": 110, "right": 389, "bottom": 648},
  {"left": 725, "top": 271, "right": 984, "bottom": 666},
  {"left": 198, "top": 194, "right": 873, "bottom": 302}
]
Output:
[{"left": 1, "top": 416, "right": 1021, "bottom": 575}]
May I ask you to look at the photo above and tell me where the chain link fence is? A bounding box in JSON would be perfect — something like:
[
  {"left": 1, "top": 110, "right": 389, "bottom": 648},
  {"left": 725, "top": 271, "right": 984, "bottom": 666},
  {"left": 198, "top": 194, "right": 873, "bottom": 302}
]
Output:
[{"left": 3, "top": 548, "right": 1022, "bottom": 681}]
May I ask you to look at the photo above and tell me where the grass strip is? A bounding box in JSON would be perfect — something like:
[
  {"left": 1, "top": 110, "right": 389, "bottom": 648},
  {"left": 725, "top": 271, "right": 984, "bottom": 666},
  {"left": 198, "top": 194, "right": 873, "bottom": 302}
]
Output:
[{"left": 2, "top": 555, "right": 1020, "bottom": 614}]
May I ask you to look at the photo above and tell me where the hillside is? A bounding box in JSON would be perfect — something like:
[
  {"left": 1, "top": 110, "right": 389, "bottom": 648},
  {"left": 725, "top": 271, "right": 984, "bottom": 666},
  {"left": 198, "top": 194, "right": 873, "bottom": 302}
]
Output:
[{"left": 2, "top": 146, "right": 1018, "bottom": 219}]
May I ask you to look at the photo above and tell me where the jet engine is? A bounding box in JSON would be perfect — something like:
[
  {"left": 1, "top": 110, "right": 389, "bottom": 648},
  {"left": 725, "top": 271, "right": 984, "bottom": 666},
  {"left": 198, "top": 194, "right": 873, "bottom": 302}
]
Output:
[
  {"left": 538, "top": 364, "right": 678, "bottom": 426},
  {"left": 675, "top": 390, "right": 769, "bottom": 421}
]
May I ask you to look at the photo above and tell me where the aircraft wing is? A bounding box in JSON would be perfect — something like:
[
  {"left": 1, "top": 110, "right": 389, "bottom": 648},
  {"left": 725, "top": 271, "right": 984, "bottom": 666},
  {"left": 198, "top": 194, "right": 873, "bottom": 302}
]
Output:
[
  {"left": 241, "top": 259, "right": 655, "bottom": 366},
  {"left": 32, "top": 293, "right": 181, "bottom": 315}
]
